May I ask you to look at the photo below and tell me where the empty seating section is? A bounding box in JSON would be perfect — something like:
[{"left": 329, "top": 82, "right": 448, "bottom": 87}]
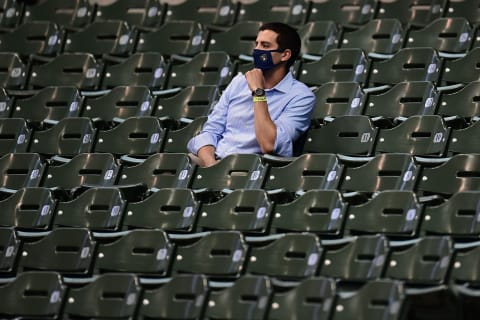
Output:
[{"left": 1, "top": 0, "right": 479, "bottom": 319}]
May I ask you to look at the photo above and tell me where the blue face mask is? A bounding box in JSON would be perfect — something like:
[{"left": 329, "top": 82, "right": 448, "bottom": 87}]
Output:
[{"left": 252, "top": 48, "right": 284, "bottom": 70}]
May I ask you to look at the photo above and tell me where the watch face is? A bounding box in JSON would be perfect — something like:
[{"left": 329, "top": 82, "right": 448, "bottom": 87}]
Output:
[{"left": 254, "top": 88, "right": 265, "bottom": 96}]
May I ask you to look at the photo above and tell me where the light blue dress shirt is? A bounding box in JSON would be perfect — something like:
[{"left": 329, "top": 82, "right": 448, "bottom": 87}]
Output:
[{"left": 187, "top": 71, "right": 316, "bottom": 158}]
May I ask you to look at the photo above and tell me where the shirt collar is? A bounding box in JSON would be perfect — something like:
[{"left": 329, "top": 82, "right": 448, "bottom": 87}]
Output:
[{"left": 266, "top": 71, "right": 294, "bottom": 94}]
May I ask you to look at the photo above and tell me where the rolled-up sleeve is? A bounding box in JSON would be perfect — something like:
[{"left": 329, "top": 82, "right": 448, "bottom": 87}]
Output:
[{"left": 272, "top": 89, "right": 316, "bottom": 156}]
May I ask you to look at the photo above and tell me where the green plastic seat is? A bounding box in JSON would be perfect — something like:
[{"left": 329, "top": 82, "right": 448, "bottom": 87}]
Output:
[
  {"left": 385, "top": 236, "right": 453, "bottom": 285},
  {"left": 63, "top": 20, "right": 136, "bottom": 57},
  {"left": 375, "top": 115, "right": 450, "bottom": 157},
  {"left": 320, "top": 235, "right": 388, "bottom": 281},
  {"left": 23, "top": 0, "right": 94, "bottom": 29},
  {"left": 0, "top": 52, "right": 28, "bottom": 89},
  {"left": 0, "top": 152, "right": 45, "bottom": 191},
  {"left": 0, "top": 227, "right": 20, "bottom": 276},
  {"left": 42, "top": 153, "right": 119, "bottom": 190},
  {"left": 0, "top": 187, "right": 55, "bottom": 231},
  {"left": 375, "top": 0, "right": 446, "bottom": 28},
  {"left": 269, "top": 276, "right": 336, "bottom": 320},
  {"left": 138, "top": 274, "right": 208, "bottom": 319},
  {"left": 117, "top": 153, "right": 195, "bottom": 189},
  {"left": 29, "top": 53, "right": 103, "bottom": 90},
  {"left": 164, "top": 0, "right": 236, "bottom": 27},
  {"left": 271, "top": 189, "right": 347, "bottom": 237},
  {"left": 136, "top": 20, "right": 207, "bottom": 57},
  {"left": 207, "top": 21, "right": 261, "bottom": 58},
  {"left": 172, "top": 230, "right": 247, "bottom": 278},
  {"left": 0, "top": 118, "right": 31, "bottom": 156},
  {"left": 440, "top": 47, "right": 480, "bottom": 86},
  {"left": 445, "top": 0, "right": 480, "bottom": 25},
  {"left": 101, "top": 52, "right": 167, "bottom": 90},
  {"left": 63, "top": 273, "right": 141, "bottom": 319},
  {"left": 11, "top": 86, "right": 83, "bottom": 124},
  {"left": 311, "top": 82, "right": 366, "bottom": 120},
  {"left": 307, "top": 0, "right": 376, "bottom": 27},
  {"left": 247, "top": 233, "right": 323, "bottom": 280},
  {"left": 237, "top": 0, "right": 306, "bottom": 25},
  {"left": 95, "top": 229, "right": 173, "bottom": 276},
  {"left": 345, "top": 190, "right": 423, "bottom": 238},
  {"left": 341, "top": 19, "right": 405, "bottom": 55},
  {"left": 0, "top": 271, "right": 66, "bottom": 319},
  {"left": 0, "top": 0, "right": 23, "bottom": 28},
  {"left": 29, "top": 117, "right": 95, "bottom": 156},
  {"left": 163, "top": 117, "right": 207, "bottom": 153},
  {"left": 450, "top": 241, "right": 480, "bottom": 286},
  {"left": 448, "top": 120, "right": 480, "bottom": 155},
  {"left": 436, "top": 80, "right": 480, "bottom": 118},
  {"left": 196, "top": 189, "right": 273, "bottom": 235},
  {"left": 298, "top": 21, "right": 340, "bottom": 59},
  {"left": 205, "top": 275, "right": 272, "bottom": 320},
  {"left": 0, "top": 21, "right": 62, "bottom": 58},
  {"left": 364, "top": 81, "right": 439, "bottom": 118},
  {"left": 94, "top": 0, "right": 163, "bottom": 28},
  {"left": 94, "top": 116, "right": 165, "bottom": 156},
  {"left": 123, "top": 188, "right": 200, "bottom": 233},
  {"left": 18, "top": 227, "right": 96, "bottom": 277},
  {"left": 368, "top": 47, "right": 442, "bottom": 87},
  {"left": 0, "top": 87, "right": 13, "bottom": 118}
]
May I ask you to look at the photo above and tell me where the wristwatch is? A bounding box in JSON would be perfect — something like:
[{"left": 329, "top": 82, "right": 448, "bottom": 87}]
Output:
[{"left": 252, "top": 88, "right": 266, "bottom": 97}]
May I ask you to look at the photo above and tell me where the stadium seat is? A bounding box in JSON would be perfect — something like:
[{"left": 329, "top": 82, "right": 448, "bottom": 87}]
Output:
[
  {"left": 0, "top": 0, "right": 23, "bottom": 28},
  {"left": 53, "top": 187, "right": 126, "bottom": 232},
  {"left": 339, "top": 153, "right": 421, "bottom": 193},
  {"left": 237, "top": 0, "right": 307, "bottom": 26},
  {"left": 207, "top": 21, "right": 261, "bottom": 58},
  {"left": 205, "top": 275, "right": 272, "bottom": 319},
  {"left": 263, "top": 153, "right": 344, "bottom": 195},
  {"left": 29, "top": 117, "right": 95, "bottom": 156},
  {"left": 307, "top": 0, "right": 376, "bottom": 27},
  {"left": 167, "top": 51, "right": 234, "bottom": 89},
  {"left": 311, "top": 82, "right": 366, "bottom": 120},
  {"left": 136, "top": 20, "right": 207, "bottom": 57},
  {"left": 448, "top": 120, "right": 480, "bottom": 155},
  {"left": 364, "top": 81, "right": 439, "bottom": 118},
  {"left": 450, "top": 240, "right": 480, "bottom": 286},
  {"left": 298, "top": 21, "right": 340, "bottom": 59},
  {"left": 63, "top": 273, "right": 141, "bottom": 319},
  {"left": 138, "top": 274, "right": 208, "bottom": 319},
  {"left": 172, "top": 230, "right": 247, "bottom": 278},
  {"left": 18, "top": 227, "right": 96, "bottom": 277},
  {"left": 345, "top": 190, "right": 423, "bottom": 238},
  {"left": 94, "top": 0, "right": 163, "bottom": 28},
  {"left": 0, "top": 152, "right": 45, "bottom": 191},
  {"left": 162, "top": 116, "right": 208, "bottom": 153},
  {"left": 341, "top": 19, "right": 405, "bottom": 56},
  {"left": 298, "top": 48, "right": 370, "bottom": 87},
  {"left": 22, "top": 0, "right": 94, "bottom": 30},
  {"left": 11, "top": 86, "right": 83, "bottom": 124},
  {"left": 164, "top": 0, "right": 236, "bottom": 27},
  {"left": 331, "top": 280, "right": 405, "bottom": 320},
  {"left": 421, "top": 191, "right": 480, "bottom": 239},
  {"left": 384, "top": 236, "right": 453, "bottom": 285},
  {"left": 0, "top": 52, "right": 28, "bottom": 90},
  {"left": 374, "top": 115, "right": 450, "bottom": 157},
  {"left": 440, "top": 47, "right": 480, "bottom": 86},
  {"left": 101, "top": 52, "right": 167, "bottom": 89},
  {"left": 436, "top": 80, "right": 480, "bottom": 118},
  {"left": 271, "top": 189, "right": 347, "bottom": 237},
  {"left": 63, "top": 20, "right": 137, "bottom": 57},
  {"left": 269, "top": 276, "right": 336, "bottom": 320},
  {"left": 368, "top": 47, "right": 442, "bottom": 87},
  {"left": 303, "top": 115, "right": 378, "bottom": 156},
  {"left": 94, "top": 116, "right": 165, "bottom": 156},
  {"left": 0, "top": 271, "right": 66, "bottom": 319},
  {"left": 375, "top": 0, "right": 447, "bottom": 28},
  {"left": 0, "top": 227, "right": 20, "bottom": 276},
  {"left": 28, "top": 53, "right": 103, "bottom": 90},
  {"left": 416, "top": 154, "right": 480, "bottom": 196},
  {"left": 42, "top": 153, "right": 119, "bottom": 190},
  {"left": 320, "top": 235, "right": 388, "bottom": 281},
  {"left": 95, "top": 229, "right": 173, "bottom": 276},
  {"left": 0, "top": 118, "right": 31, "bottom": 156},
  {"left": 123, "top": 187, "right": 200, "bottom": 233},
  {"left": 0, "top": 87, "right": 13, "bottom": 118},
  {"left": 246, "top": 233, "right": 323, "bottom": 280},
  {"left": 405, "top": 17, "right": 473, "bottom": 55},
  {"left": 116, "top": 153, "right": 195, "bottom": 189},
  {"left": 196, "top": 189, "right": 273, "bottom": 235},
  {"left": 0, "top": 187, "right": 55, "bottom": 231},
  {"left": 0, "top": 21, "right": 63, "bottom": 58},
  {"left": 445, "top": 0, "right": 480, "bottom": 25}
]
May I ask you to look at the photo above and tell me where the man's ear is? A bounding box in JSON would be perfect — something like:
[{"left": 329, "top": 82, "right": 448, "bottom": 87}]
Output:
[{"left": 281, "top": 49, "right": 292, "bottom": 62}]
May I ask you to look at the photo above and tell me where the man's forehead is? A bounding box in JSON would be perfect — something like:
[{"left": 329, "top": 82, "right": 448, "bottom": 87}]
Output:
[{"left": 256, "top": 29, "right": 279, "bottom": 44}]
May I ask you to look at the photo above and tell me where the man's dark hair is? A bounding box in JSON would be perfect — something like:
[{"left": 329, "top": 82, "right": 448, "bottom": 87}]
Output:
[{"left": 259, "top": 22, "right": 301, "bottom": 69}]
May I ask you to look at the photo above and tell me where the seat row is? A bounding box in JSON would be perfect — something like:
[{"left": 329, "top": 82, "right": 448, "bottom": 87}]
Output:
[
  {"left": 1, "top": 17, "right": 479, "bottom": 61},
  {"left": 2, "top": 45, "right": 480, "bottom": 91},
  {"left": 2, "top": 0, "right": 479, "bottom": 30},
  {"left": 2, "top": 185, "right": 480, "bottom": 240}
]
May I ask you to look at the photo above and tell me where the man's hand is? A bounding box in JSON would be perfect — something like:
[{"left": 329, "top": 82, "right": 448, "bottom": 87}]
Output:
[
  {"left": 197, "top": 145, "right": 218, "bottom": 167},
  {"left": 245, "top": 68, "right": 265, "bottom": 91}
]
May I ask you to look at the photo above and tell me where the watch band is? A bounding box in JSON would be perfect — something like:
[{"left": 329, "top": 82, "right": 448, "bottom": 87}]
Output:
[{"left": 253, "top": 95, "right": 267, "bottom": 103}]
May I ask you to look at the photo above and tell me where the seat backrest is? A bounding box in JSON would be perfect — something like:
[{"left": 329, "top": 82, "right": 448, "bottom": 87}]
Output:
[
  {"left": 436, "top": 80, "right": 480, "bottom": 118},
  {"left": 94, "top": 0, "right": 163, "bottom": 28},
  {"left": 450, "top": 241, "right": 480, "bottom": 285},
  {"left": 0, "top": 52, "right": 28, "bottom": 90},
  {"left": 0, "top": 118, "right": 31, "bottom": 156},
  {"left": 0, "top": 187, "right": 55, "bottom": 231},
  {"left": 162, "top": 117, "right": 208, "bottom": 153},
  {"left": 440, "top": 47, "right": 480, "bottom": 86},
  {"left": 311, "top": 82, "right": 366, "bottom": 120},
  {"left": 0, "top": 152, "right": 44, "bottom": 190},
  {"left": 136, "top": 20, "right": 207, "bottom": 57},
  {"left": 298, "top": 21, "right": 340, "bottom": 59},
  {"left": 448, "top": 120, "right": 480, "bottom": 155},
  {"left": 375, "top": 0, "right": 446, "bottom": 28},
  {"left": 0, "top": 227, "right": 21, "bottom": 276},
  {"left": 123, "top": 187, "right": 199, "bottom": 232},
  {"left": 164, "top": 0, "right": 236, "bottom": 27},
  {"left": 207, "top": 21, "right": 261, "bottom": 57},
  {"left": 23, "top": 0, "right": 94, "bottom": 29},
  {"left": 0, "top": 87, "right": 14, "bottom": 118},
  {"left": 307, "top": 0, "right": 376, "bottom": 27},
  {"left": 0, "top": 0, "right": 23, "bottom": 28}
]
